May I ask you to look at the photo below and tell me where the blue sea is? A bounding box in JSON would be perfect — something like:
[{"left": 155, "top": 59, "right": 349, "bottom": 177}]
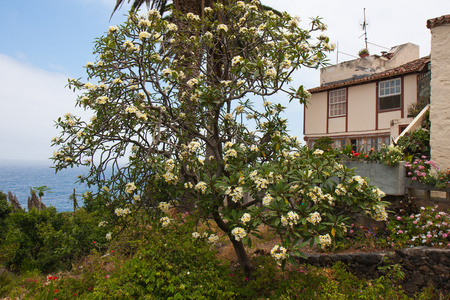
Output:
[{"left": 0, "top": 160, "right": 90, "bottom": 212}]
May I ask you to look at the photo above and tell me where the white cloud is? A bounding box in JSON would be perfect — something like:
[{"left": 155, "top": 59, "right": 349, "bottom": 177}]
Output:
[{"left": 0, "top": 54, "right": 91, "bottom": 161}]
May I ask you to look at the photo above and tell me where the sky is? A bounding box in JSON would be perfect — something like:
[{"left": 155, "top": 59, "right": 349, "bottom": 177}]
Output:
[{"left": 0, "top": 0, "right": 448, "bottom": 162}]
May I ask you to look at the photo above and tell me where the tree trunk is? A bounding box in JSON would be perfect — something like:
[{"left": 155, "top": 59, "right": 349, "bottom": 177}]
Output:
[{"left": 230, "top": 236, "right": 256, "bottom": 276}]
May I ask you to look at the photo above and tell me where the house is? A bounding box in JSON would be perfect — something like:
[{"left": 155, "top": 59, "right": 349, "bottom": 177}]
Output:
[{"left": 303, "top": 43, "right": 431, "bottom": 152}]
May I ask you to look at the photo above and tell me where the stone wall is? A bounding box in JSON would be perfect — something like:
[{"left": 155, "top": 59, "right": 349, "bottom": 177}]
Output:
[{"left": 296, "top": 246, "right": 450, "bottom": 295}]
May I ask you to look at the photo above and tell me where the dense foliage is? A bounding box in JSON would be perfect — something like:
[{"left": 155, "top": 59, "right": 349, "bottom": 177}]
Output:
[
  {"left": 0, "top": 207, "right": 108, "bottom": 273},
  {"left": 0, "top": 211, "right": 441, "bottom": 299}
]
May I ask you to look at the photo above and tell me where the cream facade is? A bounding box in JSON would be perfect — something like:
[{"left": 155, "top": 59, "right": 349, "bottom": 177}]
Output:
[
  {"left": 304, "top": 44, "right": 430, "bottom": 152},
  {"left": 428, "top": 15, "right": 450, "bottom": 170}
]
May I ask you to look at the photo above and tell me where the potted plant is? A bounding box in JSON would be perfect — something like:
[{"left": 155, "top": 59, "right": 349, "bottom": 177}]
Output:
[{"left": 358, "top": 48, "right": 369, "bottom": 58}]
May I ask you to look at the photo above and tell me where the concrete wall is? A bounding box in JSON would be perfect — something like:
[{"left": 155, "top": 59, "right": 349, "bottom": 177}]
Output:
[
  {"left": 429, "top": 24, "right": 450, "bottom": 170},
  {"left": 320, "top": 43, "right": 419, "bottom": 85}
]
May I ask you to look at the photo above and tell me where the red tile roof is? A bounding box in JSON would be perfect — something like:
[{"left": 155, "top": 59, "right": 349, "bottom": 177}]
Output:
[
  {"left": 309, "top": 56, "right": 430, "bottom": 93},
  {"left": 427, "top": 14, "right": 450, "bottom": 29}
]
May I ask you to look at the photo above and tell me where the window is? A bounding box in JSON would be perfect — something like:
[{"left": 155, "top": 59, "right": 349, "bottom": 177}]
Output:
[
  {"left": 329, "top": 88, "right": 346, "bottom": 117},
  {"left": 379, "top": 78, "right": 401, "bottom": 111}
]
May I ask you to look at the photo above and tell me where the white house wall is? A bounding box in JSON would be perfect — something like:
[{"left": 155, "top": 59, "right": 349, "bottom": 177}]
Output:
[
  {"left": 403, "top": 74, "right": 418, "bottom": 117},
  {"left": 347, "top": 83, "right": 376, "bottom": 132},
  {"left": 304, "top": 91, "right": 327, "bottom": 135},
  {"left": 328, "top": 117, "right": 345, "bottom": 133}
]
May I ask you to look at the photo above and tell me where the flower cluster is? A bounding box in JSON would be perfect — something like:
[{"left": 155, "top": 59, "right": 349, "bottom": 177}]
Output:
[
  {"left": 225, "top": 186, "right": 244, "bottom": 203},
  {"left": 249, "top": 170, "right": 269, "bottom": 191},
  {"left": 369, "top": 204, "right": 388, "bottom": 221},
  {"left": 404, "top": 156, "right": 436, "bottom": 182},
  {"left": 158, "top": 201, "right": 172, "bottom": 213},
  {"left": 125, "top": 182, "right": 136, "bottom": 194},
  {"left": 313, "top": 149, "right": 323, "bottom": 156},
  {"left": 125, "top": 105, "right": 148, "bottom": 121},
  {"left": 231, "top": 227, "right": 247, "bottom": 241},
  {"left": 262, "top": 193, "right": 273, "bottom": 206},
  {"left": 115, "top": 207, "right": 131, "bottom": 217},
  {"left": 270, "top": 245, "right": 288, "bottom": 261},
  {"left": 319, "top": 234, "right": 332, "bottom": 247},
  {"left": 306, "top": 212, "right": 322, "bottom": 225},
  {"left": 160, "top": 216, "right": 171, "bottom": 227},
  {"left": 281, "top": 211, "right": 299, "bottom": 228},
  {"left": 335, "top": 183, "right": 347, "bottom": 196},
  {"left": 385, "top": 206, "right": 450, "bottom": 248},
  {"left": 163, "top": 159, "right": 178, "bottom": 184},
  {"left": 208, "top": 234, "right": 219, "bottom": 244},
  {"left": 306, "top": 186, "right": 334, "bottom": 205},
  {"left": 195, "top": 181, "right": 208, "bottom": 194},
  {"left": 240, "top": 213, "right": 251, "bottom": 224}
]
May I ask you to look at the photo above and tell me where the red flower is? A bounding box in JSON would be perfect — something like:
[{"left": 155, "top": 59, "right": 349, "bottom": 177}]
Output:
[
  {"left": 364, "top": 155, "right": 368, "bottom": 158},
  {"left": 54, "top": 289, "right": 59, "bottom": 293},
  {"left": 111, "top": 250, "right": 114, "bottom": 253},
  {"left": 352, "top": 152, "right": 359, "bottom": 157},
  {"left": 244, "top": 277, "right": 249, "bottom": 281},
  {"left": 93, "top": 241, "right": 96, "bottom": 244}
]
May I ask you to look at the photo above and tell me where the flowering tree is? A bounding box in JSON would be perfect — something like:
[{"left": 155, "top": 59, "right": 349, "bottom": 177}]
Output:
[{"left": 53, "top": 0, "right": 388, "bottom": 274}]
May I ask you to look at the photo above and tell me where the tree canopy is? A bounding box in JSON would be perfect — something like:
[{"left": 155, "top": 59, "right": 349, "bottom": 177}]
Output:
[{"left": 53, "top": 0, "right": 388, "bottom": 274}]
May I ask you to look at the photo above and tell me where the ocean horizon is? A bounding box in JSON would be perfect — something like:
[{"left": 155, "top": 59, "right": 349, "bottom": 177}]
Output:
[{"left": 0, "top": 159, "right": 90, "bottom": 212}]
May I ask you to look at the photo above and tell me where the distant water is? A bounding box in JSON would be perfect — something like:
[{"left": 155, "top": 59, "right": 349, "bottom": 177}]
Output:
[{"left": 0, "top": 160, "right": 90, "bottom": 212}]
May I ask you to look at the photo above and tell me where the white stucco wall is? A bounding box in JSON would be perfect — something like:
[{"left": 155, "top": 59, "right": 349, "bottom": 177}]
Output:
[
  {"left": 347, "top": 83, "right": 376, "bottom": 132},
  {"left": 304, "top": 91, "right": 327, "bottom": 135},
  {"left": 403, "top": 74, "right": 418, "bottom": 117},
  {"left": 429, "top": 24, "right": 450, "bottom": 170},
  {"left": 328, "top": 117, "right": 345, "bottom": 133},
  {"left": 379, "top": 111, "right": 400, "bottom": 130}
]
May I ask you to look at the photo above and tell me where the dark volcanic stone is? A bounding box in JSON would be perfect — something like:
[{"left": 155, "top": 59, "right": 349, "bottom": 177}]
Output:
[{"left": 354, "top": 253, "right": 382, "bottom": 265}]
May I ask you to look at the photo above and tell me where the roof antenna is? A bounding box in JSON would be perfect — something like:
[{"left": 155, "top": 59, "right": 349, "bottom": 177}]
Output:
[{"left": 359, "top": 8, "right": 369, "bottom": 50}]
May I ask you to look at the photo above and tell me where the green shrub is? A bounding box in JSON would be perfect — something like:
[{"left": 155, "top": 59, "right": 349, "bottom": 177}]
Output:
[
  {"left": 92, "top": 225, "right": 237, "bottom": 299},
  {"left": 313, "top": 136, "right": 334, "bottom": 152},
  {"left": 0, "top": 207, "right": 108, "bottom": 273},
  {"left": 397, "top": 128, "right": 430, "bottom": 158}
]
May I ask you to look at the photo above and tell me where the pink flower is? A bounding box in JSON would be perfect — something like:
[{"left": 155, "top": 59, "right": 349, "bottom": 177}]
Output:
[
  {"left": 408, "top": 172, "right": 412, "bottom": 175},
  {"left": 418, "top": 165, "right": 425, "bottom": 170},
  {"left": 436, "top": 215, "right": 441, "bottom": 219},
  {"left": 443, "top": 233, "right": 448, "bottom": 238},
  {"left": 412, "top": 177, "right": 417, "bottom": 181},
  {"left": 427, "top": 234, "right": 432, "bottom": 239},
  {"left": 413, "top": 221, "right": 418, "bottom": 224},
  {"left": 350, "top": 230, "right": 354, "bottom": 234},
  {"left": 396, "top": 216, "right": 401, "bottom": 221},
  {"left": 397, "top": 230, "right": 404, "bottom": 234},
  {"left": 410, "top": 215, "right": 415, "bottom": 219},
  {"left": 422, "top": 156, "right": 427, "bottom": 159}
]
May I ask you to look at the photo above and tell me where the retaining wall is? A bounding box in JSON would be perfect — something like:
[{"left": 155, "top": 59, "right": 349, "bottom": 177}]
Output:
[{"left": 296, "top": 246, "right": 450, "bottom": 295}]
